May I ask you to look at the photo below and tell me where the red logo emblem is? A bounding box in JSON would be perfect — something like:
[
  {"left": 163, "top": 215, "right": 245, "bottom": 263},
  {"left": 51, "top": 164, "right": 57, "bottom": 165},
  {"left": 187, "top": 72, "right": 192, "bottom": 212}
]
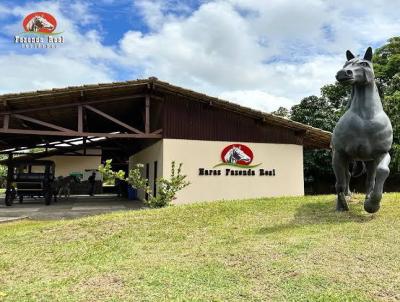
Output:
[
  {"left": 23, "top": 12, "right": 57, "bottom": 34},
  {"left": 221, "top": 144, "right": 253, "bottom": 166}
]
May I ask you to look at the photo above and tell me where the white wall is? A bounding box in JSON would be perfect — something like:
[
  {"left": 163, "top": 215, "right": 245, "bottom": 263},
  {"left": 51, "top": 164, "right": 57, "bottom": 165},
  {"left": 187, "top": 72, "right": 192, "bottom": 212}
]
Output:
[
  {"left": 42, "top": 149, "right": 102, "bottom": 178},
  {"left": 163, "top": 139, "right": 304, "bottom": 204},
  {"left": 129, "top": 140, "right": 163, "bottom": 200},
  {"left": 128, "top": 139, "right": 304, "bottom": 204}
]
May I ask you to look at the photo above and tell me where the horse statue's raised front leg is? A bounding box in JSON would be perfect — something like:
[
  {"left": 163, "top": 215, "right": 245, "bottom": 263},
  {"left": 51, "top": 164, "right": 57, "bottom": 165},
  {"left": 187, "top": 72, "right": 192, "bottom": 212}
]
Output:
[
  {"left": 364, "top": 153, "right": 390, "bottom": 213},
  {"left": 332, "top": 151, "right": 350, "bottom": 211},
  {"left": 365, "top": 161, "right": 377, "bottom": 200}
]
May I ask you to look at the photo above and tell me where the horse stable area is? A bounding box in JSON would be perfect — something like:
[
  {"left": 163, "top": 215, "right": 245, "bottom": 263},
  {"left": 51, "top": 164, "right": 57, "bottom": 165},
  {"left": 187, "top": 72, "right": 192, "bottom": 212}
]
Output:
[{"left": 0, "top": 77, "right": 331, "bottom": 219}]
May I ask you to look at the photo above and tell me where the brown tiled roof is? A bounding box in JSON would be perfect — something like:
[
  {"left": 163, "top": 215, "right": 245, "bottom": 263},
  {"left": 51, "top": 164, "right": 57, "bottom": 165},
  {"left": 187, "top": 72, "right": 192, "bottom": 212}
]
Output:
[{"left": 0, "top": 77, "right": 331, "bottom": 149}]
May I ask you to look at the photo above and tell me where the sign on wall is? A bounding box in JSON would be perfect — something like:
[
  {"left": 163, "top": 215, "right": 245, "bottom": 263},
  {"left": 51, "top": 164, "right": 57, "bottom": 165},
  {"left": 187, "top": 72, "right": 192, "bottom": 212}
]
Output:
[{"left": 199, "top": 144, "right": 276, "bottom": 177}]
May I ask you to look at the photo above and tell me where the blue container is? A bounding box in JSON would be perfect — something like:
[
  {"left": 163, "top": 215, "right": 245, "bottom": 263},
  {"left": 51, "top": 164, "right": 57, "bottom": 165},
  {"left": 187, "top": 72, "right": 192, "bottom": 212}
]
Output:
[{"left": 127, "top": 186, "right": 137, "bottom": 200}]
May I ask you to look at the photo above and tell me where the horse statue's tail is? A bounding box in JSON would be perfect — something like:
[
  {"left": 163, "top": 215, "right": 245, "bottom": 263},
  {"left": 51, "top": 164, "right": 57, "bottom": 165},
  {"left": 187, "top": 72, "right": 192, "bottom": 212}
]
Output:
[{"left": 351, "top": 161, "right": 366, "bottom": 178}]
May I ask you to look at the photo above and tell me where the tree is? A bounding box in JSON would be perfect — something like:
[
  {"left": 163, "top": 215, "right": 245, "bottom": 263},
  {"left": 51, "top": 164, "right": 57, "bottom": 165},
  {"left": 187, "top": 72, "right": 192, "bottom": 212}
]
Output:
[
  {"left": 373, "top": 37, "right": 400, "bottom": 172},
  {"left": 290, "top": 95, "right": 337, "bottom": 131},
  {"left": 289, "top": 94, "right": 344, "bottom": 181},
  {"left": 373, "top": 37, "right": 400, "bottom": 90},
  {"left": 271, "top": 106, "right": 289, "bottom": 118},
  {"left": 320, "top": 83, "right": 351, "bottom": 113}
]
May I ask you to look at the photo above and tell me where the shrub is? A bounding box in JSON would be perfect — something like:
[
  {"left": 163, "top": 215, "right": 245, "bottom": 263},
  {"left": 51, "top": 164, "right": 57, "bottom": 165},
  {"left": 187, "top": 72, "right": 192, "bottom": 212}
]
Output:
[
  {"left": 98, "top": 159, "right": 126, "bottom": 184},
  {"left": 99, "top": 160, "right": 190, "bottom": 208}
]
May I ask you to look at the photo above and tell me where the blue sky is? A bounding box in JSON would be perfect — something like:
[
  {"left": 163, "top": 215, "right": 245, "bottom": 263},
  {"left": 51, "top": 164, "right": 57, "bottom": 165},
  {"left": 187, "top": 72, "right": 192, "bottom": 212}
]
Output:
[{"left": 0, "top": 0, "right": 399, "bottom": 112}]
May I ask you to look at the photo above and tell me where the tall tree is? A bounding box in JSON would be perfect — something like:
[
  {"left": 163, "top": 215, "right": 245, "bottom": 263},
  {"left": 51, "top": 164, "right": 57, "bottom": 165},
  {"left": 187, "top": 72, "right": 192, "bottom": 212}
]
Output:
[
  {"left": 373, "top": 37, "right": 400, "bottom": 172},
  {"left": 271, "top": 106, "right": 289, "bottom": 118},
  {"left": 290, "top": 95, "right": 337, "bottom": 131},
  {"left": 290, "top": 94, "right": 343, "bottom": 181},
  {"left": 373, "top": 37, "right": 400, "bottom": 89}
]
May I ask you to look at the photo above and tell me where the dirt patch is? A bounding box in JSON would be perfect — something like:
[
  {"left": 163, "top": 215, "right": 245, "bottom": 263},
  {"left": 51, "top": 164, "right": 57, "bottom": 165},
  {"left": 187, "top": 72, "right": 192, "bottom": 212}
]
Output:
[{"left": 73, "top": 273, "right": 125, "bottom": 301}]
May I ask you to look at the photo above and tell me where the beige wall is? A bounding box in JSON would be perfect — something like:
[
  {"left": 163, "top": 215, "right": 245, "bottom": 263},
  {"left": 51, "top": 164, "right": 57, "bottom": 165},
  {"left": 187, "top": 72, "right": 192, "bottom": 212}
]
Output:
[
  {"left": 42, "top": 155, "right": 101, "bottom": 178},
  {"left": 129, "top": 139, "right": 304, "bottom": 204},
  {"left": 129, "top": 140, "right": 163, "bottom": 200},
  {"left": 163, "top": 139, "right": 304, "bottom": 204}
]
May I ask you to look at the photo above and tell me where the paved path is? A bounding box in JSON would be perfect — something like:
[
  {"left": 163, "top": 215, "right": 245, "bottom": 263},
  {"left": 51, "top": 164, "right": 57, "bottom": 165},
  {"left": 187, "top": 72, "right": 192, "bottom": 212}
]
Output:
[
  {"left": 0, "top": 195, "right": 145, "bottom": 220},
  {"left": 0, "top": 216, "right": 28, "bottom": 223}
]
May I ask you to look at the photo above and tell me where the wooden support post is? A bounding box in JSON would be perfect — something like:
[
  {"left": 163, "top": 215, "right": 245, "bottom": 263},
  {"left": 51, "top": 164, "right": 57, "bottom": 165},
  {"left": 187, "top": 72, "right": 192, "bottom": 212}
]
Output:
[
  {"left": 78, "top": 105, "right": 83, "bottom": 132},
  {"left": 83, "top": 137, "right": 87, "bottom": 155},
  {"left": 145, "top": 95, "right": 150, "bottom": 134},
  {"left": 5, "top": 153, "right": 13, "bottom": 206},
  {"left": 3, "top": 115, "right": 9, "bottom": 130}
]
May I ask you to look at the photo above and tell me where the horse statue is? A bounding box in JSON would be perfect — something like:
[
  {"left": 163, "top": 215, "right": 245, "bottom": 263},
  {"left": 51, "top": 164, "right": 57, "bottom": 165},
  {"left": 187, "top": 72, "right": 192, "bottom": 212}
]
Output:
[
  {"left": 26, "top": 16, "right": 55, "bottom": 32},
  {"left": 332, "top": 47, "right": 393, "bottom": 213},
  {"left": 224, "top": 146, "right": 251, "bottom": 164}
]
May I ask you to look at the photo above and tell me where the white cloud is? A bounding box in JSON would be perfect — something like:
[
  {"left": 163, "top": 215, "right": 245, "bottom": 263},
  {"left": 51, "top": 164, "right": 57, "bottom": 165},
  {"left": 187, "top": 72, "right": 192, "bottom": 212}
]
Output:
[
  {"left": 219, "top": 89, "right": 294, "bottom": 112},
  {"left": 1, "top": 0, "right": 400, "bottom": 113},
  {"left": 117, "top": 0, "right": 400, "bottom": 111},
  {"left": 119, "top": 1, "right": 265, "bottom": 90},
  {"left": 0, "top": 54, "right": 113, "bottom": 94},
  {"left": 133, "top": 0, "right": 198, "bottom": 30},
  {"left": 68, "top": 2, "right": 98, "bottom": 26}
]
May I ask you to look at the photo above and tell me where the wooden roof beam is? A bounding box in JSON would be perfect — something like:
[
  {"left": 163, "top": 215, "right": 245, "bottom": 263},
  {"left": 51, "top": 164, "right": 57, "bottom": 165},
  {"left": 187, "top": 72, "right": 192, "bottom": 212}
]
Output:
[
  {"left": 84, "top": 105, "right": 144, "bottom": 135},
  {"left": 0, "top": 128, "right": 161, "bottom": 138},
  {"left": 0, "top": 94, "right": 149, "bottom": 116},
  {"left": 12, "top": 113, "right": 74, "bottom": 132}
]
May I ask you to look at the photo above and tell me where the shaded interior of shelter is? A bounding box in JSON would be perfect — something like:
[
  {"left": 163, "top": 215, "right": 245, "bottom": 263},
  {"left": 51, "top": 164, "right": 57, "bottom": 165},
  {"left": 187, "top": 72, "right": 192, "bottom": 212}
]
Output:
[{"left": 0, "top": 78, "right": 332, "bottom": 202}]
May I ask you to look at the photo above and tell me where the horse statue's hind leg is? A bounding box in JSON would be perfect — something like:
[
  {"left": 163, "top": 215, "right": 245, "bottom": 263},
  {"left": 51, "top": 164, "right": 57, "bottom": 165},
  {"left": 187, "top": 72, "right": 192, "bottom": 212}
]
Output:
[
  {"left": 364, "top": 153, "right": 390, "bottom": 213},
  {"left": 332, "top": 151, "right": 350, "bottom": 211},
  {"left": 345, "top": 167, "right": 351, "bottom": 197}
]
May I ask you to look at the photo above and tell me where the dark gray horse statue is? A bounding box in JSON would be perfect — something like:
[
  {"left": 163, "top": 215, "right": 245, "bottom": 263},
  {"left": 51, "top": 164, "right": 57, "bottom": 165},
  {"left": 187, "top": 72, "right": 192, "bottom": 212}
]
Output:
[{"left": 332, "top": 47, "right": 393, "bottom": 213}]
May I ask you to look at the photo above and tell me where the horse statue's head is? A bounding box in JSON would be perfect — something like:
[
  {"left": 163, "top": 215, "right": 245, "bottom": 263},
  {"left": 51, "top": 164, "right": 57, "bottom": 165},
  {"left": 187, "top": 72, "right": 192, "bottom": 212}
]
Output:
[
  {"left": 336, "top": 47, "right": 375, "bottom": 86},
  {"left": 224, "top": 146, "right": 251, "bottom": 164}
]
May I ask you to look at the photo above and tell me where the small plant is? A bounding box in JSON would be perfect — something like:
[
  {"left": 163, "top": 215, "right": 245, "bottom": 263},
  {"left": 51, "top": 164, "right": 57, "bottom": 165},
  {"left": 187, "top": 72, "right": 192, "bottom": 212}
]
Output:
[
  {"left": 125, "top": 163, "right": 152, "bottom": 197},
  {"left": 98, "top": 159, "right": 126, "bottom": 183},
  {"left": 98, "top": 160, "right": 190, "bottom": 208},
  {"left": 0, "top": 164, "right": 7, "bottom": 188},
  {"left": 149, "top": 161, "right": 190, "bottom": 208}
]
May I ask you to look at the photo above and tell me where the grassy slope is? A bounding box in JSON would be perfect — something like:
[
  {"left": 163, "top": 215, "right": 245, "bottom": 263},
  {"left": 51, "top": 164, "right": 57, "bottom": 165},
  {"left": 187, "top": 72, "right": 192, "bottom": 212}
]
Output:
[{"left": 1, "top": 194, "right": 400, "bottom": 302}]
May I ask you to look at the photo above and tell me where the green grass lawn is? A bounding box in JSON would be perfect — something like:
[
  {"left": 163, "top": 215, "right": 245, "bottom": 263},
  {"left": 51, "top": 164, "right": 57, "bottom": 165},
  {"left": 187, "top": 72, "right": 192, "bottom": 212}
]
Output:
[{"left": 1, "top": 194, "right": 400, "bottom": 301}]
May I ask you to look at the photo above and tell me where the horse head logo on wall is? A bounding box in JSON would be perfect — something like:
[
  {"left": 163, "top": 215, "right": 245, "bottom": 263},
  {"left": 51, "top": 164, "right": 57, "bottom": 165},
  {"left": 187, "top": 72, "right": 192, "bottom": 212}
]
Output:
[
  {"left": 223, "top": 145, "right": 251, "bottom": 164},
  {"left": 214, "top": 144, "right": 261, "bottom": 168}
]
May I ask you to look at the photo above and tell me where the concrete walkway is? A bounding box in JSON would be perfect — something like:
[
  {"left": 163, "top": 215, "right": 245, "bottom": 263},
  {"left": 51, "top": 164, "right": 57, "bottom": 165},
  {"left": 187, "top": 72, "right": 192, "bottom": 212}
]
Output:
[
  {"left": 0, "top": 194, "right": 145, "bottom": 220},
  {"left": 0, "top": 216, "right": 28, "bottom": 223}
]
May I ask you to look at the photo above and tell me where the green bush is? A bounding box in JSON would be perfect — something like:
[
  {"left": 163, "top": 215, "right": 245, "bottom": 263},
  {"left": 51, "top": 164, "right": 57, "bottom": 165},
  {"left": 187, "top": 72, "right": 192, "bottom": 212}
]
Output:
[{"left": 99, "top": 160, "right": 190, "bottom": 208}]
